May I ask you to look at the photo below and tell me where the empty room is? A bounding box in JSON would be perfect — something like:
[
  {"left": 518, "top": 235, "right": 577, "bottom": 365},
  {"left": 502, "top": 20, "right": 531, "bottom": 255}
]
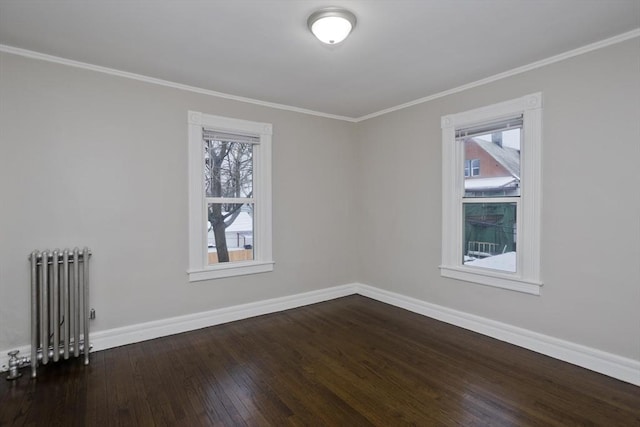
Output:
[{"left": 1, "top": 1, "right": 639, "bottom": 425}]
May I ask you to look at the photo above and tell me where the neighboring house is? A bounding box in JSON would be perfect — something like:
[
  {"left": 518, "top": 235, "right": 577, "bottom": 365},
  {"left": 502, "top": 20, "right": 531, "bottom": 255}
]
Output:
[
  {"left": 463, "top": 134, "right": 520, "bottom": 197},
  {"left": 208, "top": 211, "right": 254, "bottom": 250}
]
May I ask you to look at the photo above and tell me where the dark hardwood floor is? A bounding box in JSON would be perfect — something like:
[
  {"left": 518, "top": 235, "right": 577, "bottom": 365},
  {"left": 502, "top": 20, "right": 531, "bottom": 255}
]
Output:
[{"left": 1, "top": 295, "right": 638, "bottom": 426}]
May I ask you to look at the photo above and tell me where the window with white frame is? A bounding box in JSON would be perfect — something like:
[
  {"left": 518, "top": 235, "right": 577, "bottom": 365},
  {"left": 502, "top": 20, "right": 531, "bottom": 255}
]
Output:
[
  {"left": 440, "top": 93, "right": 542, "bottom": 295},
  {"left": 187, "top": 111, "right": 273, "bottom": 281},
  {"left": 464, "top": 159, "right": 480, "bottom": 177}
]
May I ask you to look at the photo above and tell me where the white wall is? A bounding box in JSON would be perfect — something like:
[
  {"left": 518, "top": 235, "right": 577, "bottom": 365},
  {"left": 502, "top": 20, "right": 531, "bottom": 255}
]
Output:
[
  {"left": 0, "top": 53, "right": 358, "bottom": 351},
  {"left": 1, "top": 37, "right": 638, "bottom": 366},
  {"left": 355, "top": 38, "right": 640, "bottom": 360}
]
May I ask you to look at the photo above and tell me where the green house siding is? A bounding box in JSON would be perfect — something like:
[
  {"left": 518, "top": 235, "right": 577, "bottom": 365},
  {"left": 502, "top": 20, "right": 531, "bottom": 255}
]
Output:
[{"left": 463, "top": 202, "right": 516, "bottom": 256}]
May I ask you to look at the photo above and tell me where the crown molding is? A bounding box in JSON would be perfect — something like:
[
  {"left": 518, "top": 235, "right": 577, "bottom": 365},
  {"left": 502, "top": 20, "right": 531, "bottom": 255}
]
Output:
[
  {"left": 0, "top": 44, "right": 357, "bottom": 123},
  {"left": 1, "top": 28, "right": 638, "bottom": 123},
  {"left": 355, "top": 28, "right": 640, "bottom": 122}
]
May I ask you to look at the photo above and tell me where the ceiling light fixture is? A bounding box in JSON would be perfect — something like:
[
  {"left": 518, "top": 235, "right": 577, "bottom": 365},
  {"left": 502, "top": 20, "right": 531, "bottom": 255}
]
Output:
[{"left": 307, "top": 7, "right": 357, "bottom": 45}]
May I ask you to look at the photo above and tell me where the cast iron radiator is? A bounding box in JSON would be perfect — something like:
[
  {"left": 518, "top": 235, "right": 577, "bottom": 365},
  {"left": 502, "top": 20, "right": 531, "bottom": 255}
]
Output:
[{"left": 28, "top": 247, "right": 91, "bottom": 378}]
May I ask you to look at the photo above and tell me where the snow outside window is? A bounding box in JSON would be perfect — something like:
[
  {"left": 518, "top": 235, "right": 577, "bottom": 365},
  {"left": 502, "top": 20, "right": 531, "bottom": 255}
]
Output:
[{"left": 440, "top": 93, "right": 542, "bottom": 295}]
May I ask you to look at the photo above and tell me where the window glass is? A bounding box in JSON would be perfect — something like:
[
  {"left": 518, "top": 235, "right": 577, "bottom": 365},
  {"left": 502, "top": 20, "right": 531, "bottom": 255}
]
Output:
[
  {"left": 207, "top": 203, "right": 254, "bottom": 264},
  {"left": 462, "top": 128, "right": 521, "bottom": 198},
  {"left": 204, "top": 136, "right": 254, "bottom": 265},
  {"left": 471, "top": 159, "right": 480, "bottom": 176},
  {"left": 463, "top": 202, "right": 516, "bottom": 273},
  {"left": 204, "top": 140, "right": 253, "bottom": 198}
]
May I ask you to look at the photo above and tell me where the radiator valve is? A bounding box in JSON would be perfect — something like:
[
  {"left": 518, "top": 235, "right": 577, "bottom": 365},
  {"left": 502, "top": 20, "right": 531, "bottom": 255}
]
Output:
[{"left": 6, "top": 350, "right": 29, "bottom": 381}]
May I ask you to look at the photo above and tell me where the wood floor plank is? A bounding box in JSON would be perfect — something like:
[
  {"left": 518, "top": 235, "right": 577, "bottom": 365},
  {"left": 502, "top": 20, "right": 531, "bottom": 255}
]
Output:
[{"left": 1, "top": 295, "right": 638, "bottom": 426}]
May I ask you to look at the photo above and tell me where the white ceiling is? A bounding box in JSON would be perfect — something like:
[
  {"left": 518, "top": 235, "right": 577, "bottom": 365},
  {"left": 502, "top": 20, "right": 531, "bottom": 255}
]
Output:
[{"left": 0, "top": 0, "right": 638, "bottom": 120}]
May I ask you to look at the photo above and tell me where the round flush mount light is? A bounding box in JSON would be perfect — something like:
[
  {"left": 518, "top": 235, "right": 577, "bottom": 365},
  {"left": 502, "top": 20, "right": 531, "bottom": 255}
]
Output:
[{"left": 307, "top": 7, "right": 357, "bottom": 44}]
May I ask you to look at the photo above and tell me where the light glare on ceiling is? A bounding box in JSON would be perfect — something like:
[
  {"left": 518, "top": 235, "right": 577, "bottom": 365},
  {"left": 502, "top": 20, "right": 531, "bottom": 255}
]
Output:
[{"left": 307, "top": 8, "right": 357, "bottom": 44}]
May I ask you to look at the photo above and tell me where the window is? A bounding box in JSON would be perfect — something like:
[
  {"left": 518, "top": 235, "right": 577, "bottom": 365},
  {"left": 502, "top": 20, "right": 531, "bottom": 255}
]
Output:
[
  {"left": 188, "top": 111, "right": 273, "bottom": 281},
  {"left": 464, "top": 159, "right": 480, "bottom": 177},
  {"left": 440, "top": 93, "right": 542, "bottom": 295}
]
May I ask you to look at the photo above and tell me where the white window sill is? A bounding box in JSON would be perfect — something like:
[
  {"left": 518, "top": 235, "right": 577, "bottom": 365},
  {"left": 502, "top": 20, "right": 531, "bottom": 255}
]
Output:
[
  {"left": 188, "top": 261, "right": 274, "bottom": 282},
  {"left": 440, "top": 265, "right": 542, "bottom": 295}
]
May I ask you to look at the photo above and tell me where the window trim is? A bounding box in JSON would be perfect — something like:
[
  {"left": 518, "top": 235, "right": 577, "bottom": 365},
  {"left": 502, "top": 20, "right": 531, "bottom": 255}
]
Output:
[
  {"left": 440, "top": 93, "right": 542, "bottom": 295},
  {"left": 187, "top": 111, "right": 273, "bottom": 282}
]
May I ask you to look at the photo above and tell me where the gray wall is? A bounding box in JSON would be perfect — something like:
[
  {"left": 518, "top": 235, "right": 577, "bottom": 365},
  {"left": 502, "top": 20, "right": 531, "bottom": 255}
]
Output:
[
  {"left": 0, "top": 53, "right": 358, "bottom": 350},
  {"left": 1, "top": 38, "right": 638, "bottom": 363},
  {"left": 355, "top": 38, "right": 640, "bottom": 360}
]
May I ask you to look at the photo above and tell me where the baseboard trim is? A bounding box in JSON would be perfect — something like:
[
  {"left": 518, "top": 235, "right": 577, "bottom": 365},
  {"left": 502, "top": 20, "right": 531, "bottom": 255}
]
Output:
[
  {"left": 2, "top": 282, "right": 638, "bottom": 386},
  {"left": 354, "top": 283, "right": 640, "bottom": 386},
  {"left": 91, "top": 283, "right": 356, "bottom": 352},
  {"left": 0, "top": 284, "right": 356, "bottom": 372}
]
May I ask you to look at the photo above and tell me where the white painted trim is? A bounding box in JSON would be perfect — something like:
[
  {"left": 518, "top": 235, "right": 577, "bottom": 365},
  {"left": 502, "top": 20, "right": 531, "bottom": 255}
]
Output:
[
  {"left": 356, "top": 29, "right": 640, "bottom": 122},
  {"left": 0, "top": 284, "right": 356, "bottom": 372},
  {"left": 439, "top": 266, "right": 541, "bottom": 295},
  {"left": 196, "top": 112, "right": 274, "bottom": 135},
  {"left": 0, "top": 45, "right": 357, "bottom": 123},
  {"left": 92, "top": 284, "right": 354, "bottom": 351},
  {"left": 354, "top": 283, "right": 640, "bottom": 386},
  {"left": 2, "top": 283, "right": 638, "bottom": 386},
  {"left": 440, "top": 92, "right": 543, "bottom": 294},
  {"left": 188, "top": 261, "right": 274, "bottom": 282},
  {"left": 1, "top": 29, "right": 637, "bottom": 123},
  {"left": 187, "top": 111, "right": 274, "bottom": 281},
  {"left": 205, "top": 197, "right": 254, "bottom": 204},
  {"left": 187, "top": 116, "right": 206, "bottom": 272}
]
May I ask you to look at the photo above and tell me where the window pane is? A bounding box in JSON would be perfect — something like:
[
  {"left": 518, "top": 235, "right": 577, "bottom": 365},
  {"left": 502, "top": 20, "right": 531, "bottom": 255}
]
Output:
[
  {"left": 204, "top": 139, "right": 253, "bottom": 198},
  {"left": 463, "top": 202, "right": 516, "bottom": 273},
  {"left": 462, "top": 128, "right": 521, "bottom": 198},
  {"left": 207, "top": 203, "right": 254, "bottom": 265}
]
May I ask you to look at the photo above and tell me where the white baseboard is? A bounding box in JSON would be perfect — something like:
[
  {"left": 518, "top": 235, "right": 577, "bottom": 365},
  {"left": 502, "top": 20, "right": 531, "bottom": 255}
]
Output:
[
  {"left": 90, "top": 283, "right": 355, "bottom": 352},
  {"left": 0, "top": 283, "right": 356, "bottom": 372},
  {"left": 2, "top": 282, "right": 638, "bottom": 386},
  {"left": 354, "top": 283, "right": 640, "bottom": 386}
]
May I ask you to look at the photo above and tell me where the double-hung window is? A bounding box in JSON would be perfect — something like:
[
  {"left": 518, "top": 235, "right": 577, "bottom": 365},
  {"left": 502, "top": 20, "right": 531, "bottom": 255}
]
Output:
[
  {"left": 440, "top": 93, "right": 542, "bottom": 295},
  {"left": 187, "top": 111, "right": 273, "bottom": 281}
]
